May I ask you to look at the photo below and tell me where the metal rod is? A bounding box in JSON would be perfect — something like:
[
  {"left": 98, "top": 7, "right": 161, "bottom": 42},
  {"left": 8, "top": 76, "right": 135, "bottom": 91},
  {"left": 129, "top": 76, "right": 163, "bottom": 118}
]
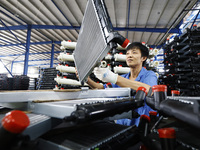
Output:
[
  {"left": 50, "top": 41, "right": 55, "bottom": 68},
  {"left": 23, "top": 25, "right": 32, "bottom": 75},
  {"left": 51, "top": 0, "right": 79, "bottom": 34},
  {"left": 150, "top": 115, "right": 163, "bottom": 133},
  {"left": 0, "top": 59, "right": 13, "bottom": 77},
  {"left": 156, "top": 0, "right": 193, "bottom": 46},
  {"left": 126, "top": 0, "right": 131, "bottom": 38},
  {"left": 0, "top": 19, "right": 26, "bottom": 49},
  {"left": 190, "top": 9, "right": 200, "bottom": 29}
]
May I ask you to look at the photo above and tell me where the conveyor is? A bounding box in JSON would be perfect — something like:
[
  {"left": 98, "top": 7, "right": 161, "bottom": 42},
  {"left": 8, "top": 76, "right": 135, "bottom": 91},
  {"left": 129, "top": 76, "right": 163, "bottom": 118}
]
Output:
[
  {"left": 1, "top": 87, "right": 200, "bottom": 150},
  {"left": 0, "top": 88, "right": 135, "bottom": 119},
  {"left": 0, "top": 88, "right": 131, "bottom": 103},
  {"left": 0, "top": 87, "right": 144, "bottom": 150}
]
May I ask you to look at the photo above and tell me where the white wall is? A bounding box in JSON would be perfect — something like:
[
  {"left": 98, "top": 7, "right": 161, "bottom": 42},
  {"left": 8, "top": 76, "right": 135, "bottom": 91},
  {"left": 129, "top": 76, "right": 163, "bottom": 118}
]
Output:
[{"left": 0, "top": 60, "right": 39, "bottom": 78}]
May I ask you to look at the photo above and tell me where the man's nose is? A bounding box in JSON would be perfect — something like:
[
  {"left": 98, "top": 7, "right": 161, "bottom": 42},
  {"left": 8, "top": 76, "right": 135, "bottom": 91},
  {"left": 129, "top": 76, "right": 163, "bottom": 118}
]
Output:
[{"left": 127, "top": 54, "right": 132, "bottom": 58}]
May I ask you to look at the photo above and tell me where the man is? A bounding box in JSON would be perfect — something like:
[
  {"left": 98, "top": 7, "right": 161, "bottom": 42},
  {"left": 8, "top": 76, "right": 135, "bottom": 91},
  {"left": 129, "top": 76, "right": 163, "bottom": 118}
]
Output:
[{"left": 85, "top": 42, "right": 158, "bottom": 126}]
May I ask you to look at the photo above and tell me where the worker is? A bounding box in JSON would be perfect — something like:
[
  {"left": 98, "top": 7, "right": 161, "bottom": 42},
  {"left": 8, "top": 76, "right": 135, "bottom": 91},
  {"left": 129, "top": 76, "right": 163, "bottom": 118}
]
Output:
[{"left": 78, "top": 42, "right": 158, "bottom": 126}]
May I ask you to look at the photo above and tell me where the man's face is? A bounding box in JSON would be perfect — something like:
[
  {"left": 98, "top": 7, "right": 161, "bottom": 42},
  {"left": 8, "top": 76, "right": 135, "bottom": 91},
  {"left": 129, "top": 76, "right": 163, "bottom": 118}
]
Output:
[{"left": 126, "top": 48, "right": 146, "bottom": 67}]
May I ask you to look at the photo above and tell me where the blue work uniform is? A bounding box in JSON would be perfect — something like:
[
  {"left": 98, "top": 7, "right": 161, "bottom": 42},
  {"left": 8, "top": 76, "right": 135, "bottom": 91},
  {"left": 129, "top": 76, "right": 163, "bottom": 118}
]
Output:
[{"left": 103, "top": 67, "right": 158, "bottom": 126}]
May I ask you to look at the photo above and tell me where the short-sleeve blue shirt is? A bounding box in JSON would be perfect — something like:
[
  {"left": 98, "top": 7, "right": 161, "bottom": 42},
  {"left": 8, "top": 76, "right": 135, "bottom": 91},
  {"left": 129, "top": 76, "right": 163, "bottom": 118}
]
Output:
[{"left": 103, "top": 67, "right": 157, "bottom": 126}]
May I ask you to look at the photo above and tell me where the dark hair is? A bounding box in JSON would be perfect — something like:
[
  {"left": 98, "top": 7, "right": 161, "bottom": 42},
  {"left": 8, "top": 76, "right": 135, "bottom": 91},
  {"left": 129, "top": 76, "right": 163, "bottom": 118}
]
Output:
[
  {"left": 126, "top": 42, "right": 149, "bottom": 58},
  {"left": 126, "top": 42, "right": 149, "bottom": 65}
]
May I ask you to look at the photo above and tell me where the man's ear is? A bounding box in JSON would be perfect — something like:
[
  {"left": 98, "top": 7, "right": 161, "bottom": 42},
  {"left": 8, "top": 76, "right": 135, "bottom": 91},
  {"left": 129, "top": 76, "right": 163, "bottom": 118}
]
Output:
[{"left": 141, "top": 56, "right": 147, "bottom": 62}]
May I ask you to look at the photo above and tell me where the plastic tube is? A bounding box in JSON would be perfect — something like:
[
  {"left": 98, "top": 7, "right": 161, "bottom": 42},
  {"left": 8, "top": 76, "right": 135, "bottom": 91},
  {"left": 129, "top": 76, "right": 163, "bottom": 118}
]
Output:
[
  {"left": 105, "top": 53, "right": 113, "bottom": 60},
  {"left": 158, "top": 128, "right": 176, "bottom": 150},
  {"left": 149, "top": 60, "right": 159, "bottom": 68},
  {"left": 113, "top": 66, "right": 130, "bottom": 74},
  {"left": 153, "top": 49, "right": 159, "bottom": 56},
  {"left": 171, "top": 90, "right": 180, "bottom": 96},
  {"left": 152, "top": 85, "right": 167, "bottom": 110},
  {"left": 57, "top": 53, "right": 74, "bottom": 62},
  {"left": 138, "top": 115, "right": 150, "bottom": 137},
  {"left": 117, "top": 44, "right": 126, "bottom": 50},
  {"left": 54, "top": 77, "right": 88, "bottom": 86},
  {"left": 61, "top": 41, "right": 77, "bottom": 49},
  {"left": 100, "top": 61, "right": 107, "bottom": 68},
  {"left": 56, "top": 65, "right": 76, "bottom": 73},
  {"left": 149, "top": 111, "right": 158, "bottom": 130},
  {"left": 135, "top": 87, "right": 147, "bottom": 101},
  {"left": 114, "top": 53, "right": 126, "bottom": 62},
  {"left": 153, "top": 61, "right": 159, "bottom": 67},
  {"left": 149, "top": 48, "right": 154, "bottom": 57},
  {"left": 60, "top": 45, "right": 65, "bottom": 50}
]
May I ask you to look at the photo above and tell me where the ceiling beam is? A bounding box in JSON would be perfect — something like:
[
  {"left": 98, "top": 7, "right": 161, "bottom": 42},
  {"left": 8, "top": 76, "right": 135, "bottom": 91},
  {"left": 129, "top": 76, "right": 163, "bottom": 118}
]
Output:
[
  {"left": 0, "top": 25, "right": 180, "bottom": 33},
  {"left": 0, "top": 51, "right": 61, "bottom": 58},
  {"left": 13, "top": 58, "right": 57, "bottom": 63},
  {"left": 0, "top": 41, "right": 61, "bottom": 47},
  {"left": 51, "top": 0, "right": 79, "bottom": 34}
]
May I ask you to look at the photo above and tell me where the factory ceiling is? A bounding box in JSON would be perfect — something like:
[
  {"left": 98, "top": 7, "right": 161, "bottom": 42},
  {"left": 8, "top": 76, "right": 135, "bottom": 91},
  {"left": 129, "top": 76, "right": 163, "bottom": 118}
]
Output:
[{"left": 0, "top": 0, "right": 198, "bottom": 68}]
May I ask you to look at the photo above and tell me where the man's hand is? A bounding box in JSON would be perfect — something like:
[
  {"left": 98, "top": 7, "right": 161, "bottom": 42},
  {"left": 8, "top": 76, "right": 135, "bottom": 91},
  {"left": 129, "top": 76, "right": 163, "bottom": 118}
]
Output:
[
  {"left": 94, "top": 67, "right": 118, "bottom": 84},
  {"left": 75, "top": 68, "right": 89, "bottom": 82},
  {"left": 75, "top": 67, "right": 79, "bottom": 79}
]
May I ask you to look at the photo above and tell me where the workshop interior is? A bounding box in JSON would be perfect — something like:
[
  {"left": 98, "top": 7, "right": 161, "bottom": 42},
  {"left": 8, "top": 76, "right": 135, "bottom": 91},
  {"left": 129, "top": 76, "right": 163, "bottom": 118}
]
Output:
[{"left": 0, "top": 0, "right": 200, "bottom": 149}]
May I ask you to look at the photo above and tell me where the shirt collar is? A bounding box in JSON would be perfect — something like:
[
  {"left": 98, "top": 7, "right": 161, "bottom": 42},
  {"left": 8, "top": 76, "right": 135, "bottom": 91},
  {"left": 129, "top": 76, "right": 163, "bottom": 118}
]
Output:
[
  {"left": 126, "top": 67, "right": 147, "bottom": 81},
  {"left": 135, "top": 67, "right": 147, "bottom": 81}
]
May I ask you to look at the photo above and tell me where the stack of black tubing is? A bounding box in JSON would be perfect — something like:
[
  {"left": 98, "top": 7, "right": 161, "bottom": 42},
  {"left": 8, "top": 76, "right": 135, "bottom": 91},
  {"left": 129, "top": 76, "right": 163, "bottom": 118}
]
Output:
[{"left": 0, "top": 74, "right": 29, "bottom": 90}]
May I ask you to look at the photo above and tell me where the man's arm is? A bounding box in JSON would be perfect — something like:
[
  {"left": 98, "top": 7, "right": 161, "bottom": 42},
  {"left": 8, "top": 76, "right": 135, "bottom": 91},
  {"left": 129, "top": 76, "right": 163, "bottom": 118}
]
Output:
[
  {"left": 75, "top": 68, "right": 104, "bottom": 89},
  {"left": 93, "top": 67, "right": 157, "bottom": 92},
  {"left": 86, "top": 77, "right": 104, "bottom": 89},
  {"left": 116, "top": 76, "right": 151, "bottom": 92}
]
